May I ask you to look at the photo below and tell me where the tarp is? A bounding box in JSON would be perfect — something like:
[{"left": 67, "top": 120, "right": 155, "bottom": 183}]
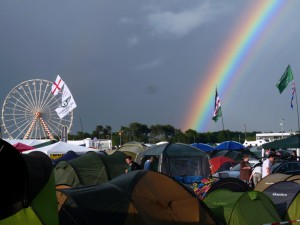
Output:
[
  {"left": 204, "top": 189, "right": 282, "bottom": 225},
  {"left": 191, "top": 143, "right": 214, "bottom": 152},
  {"left": 141, "top": 142, "right": 211, "bottom": 177},
  {"left": 262, "top": 134, "right": 300, "bottom": 149},
  {"left": 57, "top": 170, "right": 220, "bottom": 225},
  {"left": 214, "top": 141, "right": 245, "bottom": 151}
]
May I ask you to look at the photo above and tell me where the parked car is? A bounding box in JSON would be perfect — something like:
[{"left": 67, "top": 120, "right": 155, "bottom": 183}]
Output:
[
  {"left": 212, "top": 159, "right": 261, "bottom": 179},
  {"left": 271, "top": 161, "right": 300, "bottom": 175}
]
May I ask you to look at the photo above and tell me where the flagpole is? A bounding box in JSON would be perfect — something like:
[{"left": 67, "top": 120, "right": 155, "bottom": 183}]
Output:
[{"left": 294, "top": 83, "right": 300, "bottom": 133}]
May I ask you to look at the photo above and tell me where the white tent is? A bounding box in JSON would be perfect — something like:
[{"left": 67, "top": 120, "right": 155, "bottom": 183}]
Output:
[{"left": 23, "top": 141, "right": 97, "bottom": 157}]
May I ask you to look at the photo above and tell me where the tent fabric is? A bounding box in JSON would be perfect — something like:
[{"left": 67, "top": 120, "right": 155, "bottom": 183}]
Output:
[
  {"left": 214, "top": 141, "right": 245, "bottom": 151},
  {"left": 204, "top": 189, "right": 282, "bottom": 225},
  {"left": 142, "top": 143, "right": 211, "bottom": 177},
  {"left": 205, "top": 177, "right": 252, "bottom": 197},
  {"left": 263, "top": 181, "right": 300, "bottom": 219},
  {"left": 209, "top": 156, "right": 235, "bottom": 174},
  {"left": 0, "top": 139, "right": 28, "bottom": 220},
  {"left": 0, "top": 139, "right": 59, "bottom": 225},
  {"left": 255, "top": 173, "right": 294, "bottom": 192},
  {"left": 24, "top": 141, "right": 96, "bottom": 157},
  {"left": 118, "top": 142, "right": 148, "bottom": 163},
  {"left": 58, "top": 170, "right": 220, "bottom": 225},
  {"left": 262, "top": 134, "right": 300, "bottom": 149},
  {"left": 54, "top": 151, "right": 128, "bottom": 187},
  {"left": 4, "top": 139, "right": 53, "bottom": 147},
  {"left": 190, "top": 143, "right": 214, "bottom": 152},
  {"left": 52, "top": 150, "right": 80, "bottom": 166},
  {"left": 211, "top": 150, "right": 243, "bottom": 161},
  {"left": 13, "top": 142, "right": 35, "bottom": 152}
]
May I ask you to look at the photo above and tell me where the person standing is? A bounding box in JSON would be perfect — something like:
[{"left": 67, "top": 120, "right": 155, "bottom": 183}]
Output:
[
  {"left": 240, "top": 154, "right": 252, "bottom": 184},
  {"left": 262, "top": 153, "right": 276, "bottom": 178},
  {"left": 125, "top": 156, "right": 141, "bottom": 173},
  {"left": 249, "top": 163, "right": 262, "bottom": 187},
  {"left": 144, "top": 156, "right": 155, "bottom": 171}
]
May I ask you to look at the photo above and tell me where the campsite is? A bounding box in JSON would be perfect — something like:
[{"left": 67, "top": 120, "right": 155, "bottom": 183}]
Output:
[{"left": 1, "top": 138, "right": 300, "bottom": 225}]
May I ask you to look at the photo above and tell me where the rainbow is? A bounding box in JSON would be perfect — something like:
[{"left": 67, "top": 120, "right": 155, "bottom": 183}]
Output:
[{"left": 181, "top": 0, "right": 290, "bottom": 132}]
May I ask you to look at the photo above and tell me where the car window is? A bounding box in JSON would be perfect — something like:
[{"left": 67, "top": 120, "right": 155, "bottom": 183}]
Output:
[
  {"left": 230, "top": 164, "right": 241, "bottom": 171},
  {"left": 292, "top": 162, "right": 300, "bottom": 171}
]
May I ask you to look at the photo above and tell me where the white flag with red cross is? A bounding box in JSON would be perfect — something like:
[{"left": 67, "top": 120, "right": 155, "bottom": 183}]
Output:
[{"left": 51, "top": 75, "right": 64, "bottom": 95}]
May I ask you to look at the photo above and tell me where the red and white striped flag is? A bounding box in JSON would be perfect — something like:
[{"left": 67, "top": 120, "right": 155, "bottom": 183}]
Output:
[{"left": 51, "top": 75, "right": 64, "bottom": 95}]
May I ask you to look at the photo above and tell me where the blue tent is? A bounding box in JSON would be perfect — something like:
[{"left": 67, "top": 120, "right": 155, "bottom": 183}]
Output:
[
  {"left": 214, "top": 141, "right": 245, "bottom": 151},
  {"left": 52, "top": 151, "right": 80, "bottom": 166},
  {"left": 191, "top": 143, "right": 214, "bottom": 152}
]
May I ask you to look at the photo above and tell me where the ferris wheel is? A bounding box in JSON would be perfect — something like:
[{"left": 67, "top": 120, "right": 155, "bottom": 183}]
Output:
[{"left": 1, "top": 79, "right": 73, "bottom": 139}]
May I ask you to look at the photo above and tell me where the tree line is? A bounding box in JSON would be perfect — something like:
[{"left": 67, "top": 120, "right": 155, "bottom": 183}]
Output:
[{"left": 68, "top": 122, "right": 258, "bottom": 146}]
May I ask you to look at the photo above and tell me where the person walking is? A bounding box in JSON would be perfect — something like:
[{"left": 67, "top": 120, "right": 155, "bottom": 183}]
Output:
[{"left": 125, "top": 156, "right": 141, "bottom": 173}]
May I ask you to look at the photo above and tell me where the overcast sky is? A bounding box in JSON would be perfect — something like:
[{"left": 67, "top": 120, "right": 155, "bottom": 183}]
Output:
[{"left": 1, "top": 0, "right": 300, "bottom": 137}]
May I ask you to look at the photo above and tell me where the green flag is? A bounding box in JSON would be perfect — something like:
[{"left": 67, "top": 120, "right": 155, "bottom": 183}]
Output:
[{"left": 276, "top": 65, "right": 294, "bottom": 94}]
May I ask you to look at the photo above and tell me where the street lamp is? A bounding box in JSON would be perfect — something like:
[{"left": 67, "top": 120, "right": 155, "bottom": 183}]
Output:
[
  {"left": 280, "top": 119, "right": 284, "bottom": 138},
  {"left": 118, "top": 130, "right": 122, "bottom": 147}
]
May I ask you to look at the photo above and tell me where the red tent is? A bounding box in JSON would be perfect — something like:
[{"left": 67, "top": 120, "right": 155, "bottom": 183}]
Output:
[
  {"left": 13, "top": 142, "right": 35, "bottom": 152},
  {"left": 209, "top": 156, "right": 235, "bottom": 174}
]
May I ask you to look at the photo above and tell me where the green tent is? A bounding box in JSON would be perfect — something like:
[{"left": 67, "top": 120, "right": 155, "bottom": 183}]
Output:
[
  {"left": 57, "top": 170, "right": 220, "bottom": 225},
  {"left": 118, "top": 142, "right": 148, "bottom": 163},
  {"left": 262, "top": 134, "right": 300, "bottom": 149},
  {"left": 0, "top": 139, "right": 59, "bottom": 225},
  {"left": 204, "top": 189, "right": 282, "bottom": 225},
  {"left": 54, "top": 151, "right": 128, "bottom": 187}
]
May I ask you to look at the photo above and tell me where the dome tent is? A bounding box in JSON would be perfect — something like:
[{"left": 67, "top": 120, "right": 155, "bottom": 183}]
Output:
[
  {"left": 54, "top": 151, "right": 128, "bottom": 187},
  {"left": 0, "top": 139, "right": 58, "bottom": 225},
  {"left": 118, "top": 142, "right": 149, "bottom": 164},
  {"left": 204, "top": 189, "right": 282, "bottom": 225},
  {"left": 57, "top": 170, "right": 220, "bottom": 225},
  {"left": 263, "top": 181, "right": 300, "bottom": 220},
  {"left": 141, "top": 142, "right": 210, "bottom": 178},
  {"left": 255, "top": 173, "right": 295, "bottom": 192}
]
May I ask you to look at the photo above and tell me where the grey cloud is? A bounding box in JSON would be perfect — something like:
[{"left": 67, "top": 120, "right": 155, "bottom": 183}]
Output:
[{"left": 145, "top": 1, "right": 229, "bottom": 38}]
